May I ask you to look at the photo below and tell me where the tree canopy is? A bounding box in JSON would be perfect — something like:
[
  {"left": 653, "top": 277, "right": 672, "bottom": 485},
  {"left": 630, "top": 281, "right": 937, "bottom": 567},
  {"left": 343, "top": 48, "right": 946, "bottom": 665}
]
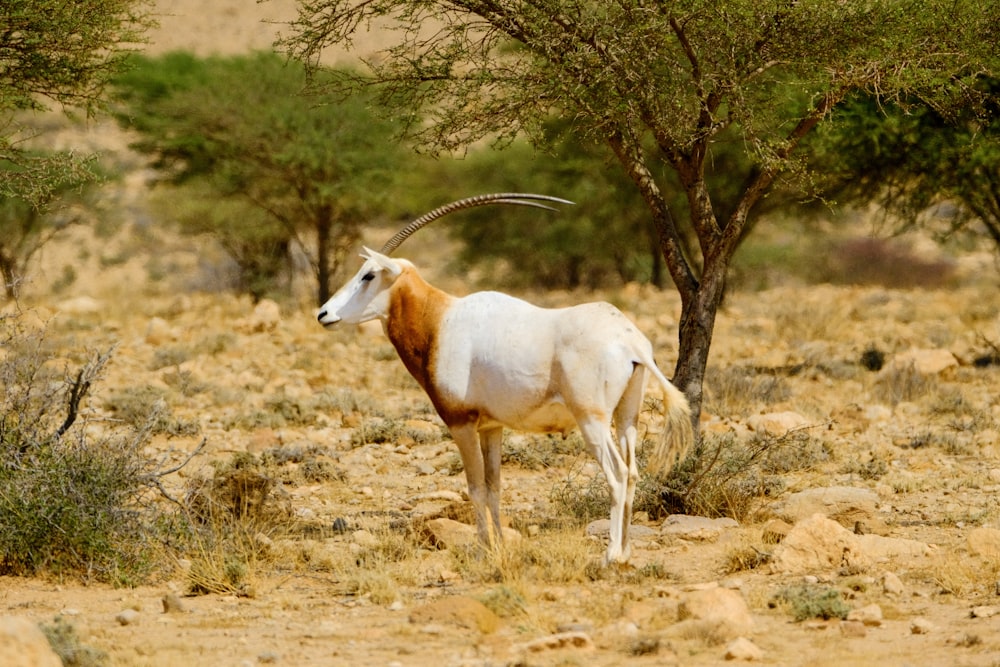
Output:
[
  {"left": 113, "top": 51, "right": 407, "bottom": 302},
  {"left": 0, "top": 0, "right": 152, "bottom": 207},
  {"left": 281, "top": 0, "right": 999, "bottom": 421}
]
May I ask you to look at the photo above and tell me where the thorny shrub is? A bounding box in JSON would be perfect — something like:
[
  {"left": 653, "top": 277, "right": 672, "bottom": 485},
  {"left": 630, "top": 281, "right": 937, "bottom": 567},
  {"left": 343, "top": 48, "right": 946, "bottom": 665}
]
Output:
[{"left": 0, "top": 309, "right": 192, "bottom": 584}]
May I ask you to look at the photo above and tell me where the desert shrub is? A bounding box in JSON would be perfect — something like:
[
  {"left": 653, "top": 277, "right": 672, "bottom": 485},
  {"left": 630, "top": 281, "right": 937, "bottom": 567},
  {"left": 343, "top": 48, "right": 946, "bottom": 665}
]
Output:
[
  {"left": 41, "top": 616, "right": 109, "bottom": 667},
  {"left": 103, "top": 384, "right": 199, "bottom": 436},
  {"left": 0, "top": 312, "right": 181, "bottom": 583},
  {"left": 704, "top": 366, "right": 791, "bottom": 417},
  {"left": 770, "top": 584, "right": 850, "bottom": 621},
  {"left": 871, "top": 362, "right": 933, "bottom": 405},
  {"left": 653, "top": 430, "right": 825, "bottom": 521},
  {"left": 181, "top": 451, "right": 291, "bottom": 596}
]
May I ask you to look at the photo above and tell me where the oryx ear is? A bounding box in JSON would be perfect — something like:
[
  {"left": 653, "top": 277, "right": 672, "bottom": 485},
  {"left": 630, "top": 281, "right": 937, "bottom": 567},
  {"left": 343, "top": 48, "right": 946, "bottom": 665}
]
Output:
[{"left": 362, "top": 246, "right": 402, "bottom": 278}]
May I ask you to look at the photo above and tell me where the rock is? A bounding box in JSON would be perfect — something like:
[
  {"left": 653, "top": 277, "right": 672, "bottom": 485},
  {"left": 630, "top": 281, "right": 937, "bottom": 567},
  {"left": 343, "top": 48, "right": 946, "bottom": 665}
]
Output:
[
  {"left": 676, "top": 587, "right": 755, "bottom": 640},
  {"left": 162, "top": 593, "right": 186, "bottom": 614},
  {"left": 771, "top": 514, "right": 930, "bottom": 574},
  {"left": 724, "top": 637, "right": 763, "bottom": 661},
  {"left": 587, "top": 519, "right": 657, "bottom": 539},
  {"left": 885, "top": 348, "right": 958, "bottom": 375},
  {"left": 760, "top": 519, "right": 793, "bottom": 544},
  {"left": 115, "top": 609, "right": 140, "bottom": 626},
  {"left": 0, "top": 616, "right": 62, "bottom": 667},
  {"left": 967, "top": 527, "right": 1000, "bottom": 559},
  {"left": 771, "top": 486, "right": 880, "bottom": 527},
  {"left": 661, "top": 514, "right": 739, "bottom": 541},
  {"left": 746, "top": 411, "right": 812, "bottom": 436},
  {"left": 847, "top": 603, "right": 883, "bottom": 626},
  {"left": 422, "top": 518, "right": 520, "bottom": 549},
  {"left": 910, "top": 617, "right": 935, "bottom": 634},
  {"left": 881, "top": 571, "right": 905, "bottom": 595},
  {"left": 409, "top": 596, "right": 500, "bottom": 633},
  {"left": 970, "top": 605, "right": 1000, "bottom": 619},
  {"left": 516, "top": 631, "right": 594, "bottom": 653},
  {"left": 770, "top": 514, "right": 867, "bottom": 575}
]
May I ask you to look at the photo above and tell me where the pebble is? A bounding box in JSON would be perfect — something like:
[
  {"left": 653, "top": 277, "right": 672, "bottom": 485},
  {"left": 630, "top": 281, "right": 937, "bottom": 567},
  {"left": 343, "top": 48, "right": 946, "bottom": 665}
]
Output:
[
  {"left": 910, "top": 617, "right": 935, "bottom": 634},
  {"left": 162, "top": 594, "right": 186, "bottom": 614},
  {"left": 115, "top": 609, "right": 140, "bottom": 626}
]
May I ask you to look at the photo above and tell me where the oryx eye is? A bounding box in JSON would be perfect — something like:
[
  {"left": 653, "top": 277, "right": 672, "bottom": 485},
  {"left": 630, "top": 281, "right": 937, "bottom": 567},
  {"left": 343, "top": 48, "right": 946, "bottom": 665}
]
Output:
[{"left": 361, "top": 272, "right": 375, "bottom": 282}]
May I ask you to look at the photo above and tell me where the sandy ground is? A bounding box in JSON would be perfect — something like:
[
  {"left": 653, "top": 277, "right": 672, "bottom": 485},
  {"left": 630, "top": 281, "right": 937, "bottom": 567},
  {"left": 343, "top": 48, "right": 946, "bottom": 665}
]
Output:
[{"left": 6, "top": 2, "right": 1000, "bottom": 666}]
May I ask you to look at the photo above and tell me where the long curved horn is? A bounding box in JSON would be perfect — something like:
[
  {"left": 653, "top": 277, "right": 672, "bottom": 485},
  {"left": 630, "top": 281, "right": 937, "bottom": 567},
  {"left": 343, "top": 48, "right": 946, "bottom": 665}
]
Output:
[{"left": 379, "top": 193, "right": 574, "bottom": 255}]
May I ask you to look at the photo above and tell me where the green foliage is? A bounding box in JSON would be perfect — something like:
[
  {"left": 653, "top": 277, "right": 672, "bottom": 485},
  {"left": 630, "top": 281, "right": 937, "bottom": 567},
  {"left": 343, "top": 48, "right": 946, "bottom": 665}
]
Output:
[
  {"left": 41, "top": 616, "right": 110, "bottom": 667},
  {"left": 0, "top": 313, "right": 171, "bottom": 583},
  {"left": 771, "top": 585, "right": 851, "bottom": 621},
  {"left": 0, "top": 0, "right": 151, "bottom": 206},
  {"left": 807, "top": 74, "right": 1000, "bottom": 244},
  {"left": 282, "top": 0, "right": 999, "bottom": 422},
  {"left": 0, "top": 156, "right": 99, "bottom": 299},
  {"left": 429, "top": 128, "right": 662, "bottom": 289},
  {"left": 113, "top": 51, "right": 408, "bottom": 302}
]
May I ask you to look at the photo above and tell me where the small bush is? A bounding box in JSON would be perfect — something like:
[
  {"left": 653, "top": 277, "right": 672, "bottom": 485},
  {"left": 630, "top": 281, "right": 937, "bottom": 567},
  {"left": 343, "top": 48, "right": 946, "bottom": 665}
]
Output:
[
  {"left": 41, "top": 616, "right": 109, "bottom": 667},
  {"left": 770, "top": 584, "right": 850, "bottom": 621},
  {"left": 0, "top": 313, "right": 181, "bottom": 583}
]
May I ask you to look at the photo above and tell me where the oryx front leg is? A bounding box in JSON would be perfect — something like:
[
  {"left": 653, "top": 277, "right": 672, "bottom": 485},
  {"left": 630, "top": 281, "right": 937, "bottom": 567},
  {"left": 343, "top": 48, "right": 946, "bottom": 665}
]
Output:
[{"left": 451, "top": 423, "right": 503, "bottom": 549}]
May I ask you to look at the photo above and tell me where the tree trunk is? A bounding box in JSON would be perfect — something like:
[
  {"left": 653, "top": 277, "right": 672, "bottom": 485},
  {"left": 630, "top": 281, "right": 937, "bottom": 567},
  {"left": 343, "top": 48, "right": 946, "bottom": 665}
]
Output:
[{"left": 316, "top": 205, "right": 332, "bottom": 304}]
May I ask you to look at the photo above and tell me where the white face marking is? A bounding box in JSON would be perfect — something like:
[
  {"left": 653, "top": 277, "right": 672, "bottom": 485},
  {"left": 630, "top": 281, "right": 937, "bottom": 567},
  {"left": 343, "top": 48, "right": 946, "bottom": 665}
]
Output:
[{"left": 316, "top": 250, "right": 401, "bottom": 327}]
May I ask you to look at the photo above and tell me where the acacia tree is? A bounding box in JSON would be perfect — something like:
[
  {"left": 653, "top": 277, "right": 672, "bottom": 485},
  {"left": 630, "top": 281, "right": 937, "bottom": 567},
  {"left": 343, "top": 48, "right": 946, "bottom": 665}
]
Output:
[
  {"left": 0, "top": 0, "right": 151, "bottom": 206},
  {"left": 807, "top": 75, "right": 1000, "bottom": 245},
  {"left": 280, "top": 0, "right": 998, "bottom": 421},
  {"left": 113, "top": 52, "right": 405, "bottom": 302}
]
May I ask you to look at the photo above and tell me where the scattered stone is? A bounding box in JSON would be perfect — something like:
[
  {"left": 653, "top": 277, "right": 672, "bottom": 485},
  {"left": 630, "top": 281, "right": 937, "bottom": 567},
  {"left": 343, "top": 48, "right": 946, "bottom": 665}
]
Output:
[
  {"left": 414, "top": 461, "right": 437, "bottom": 476},
  {"left": 257, "top": 651, "right": 280, "bottom": 663},
  {"left": 970, "top": 605, "right": 1000, "bottom": 619},
  {"left": 967, "top": 527, "right": 1000, "bottom": 560},
  {"left": 724, "top": 636, "right": 763, "bottom": 661},
  {"left": 760, "top": 519, "right": 793, "bottom": 544},
  {"left": 516, "top": 631, "right": 594, "bottom": 653},
  {"left": 770, "top": 514, "right": 867, "bottom": 575},
  {"left": 839, "top": 620, "right": 867, "bottom": 638},
  {"left": 0, "top": 616, "right": 62, "bottom": 667},
  {"left": 115, "top": 609, "right": 140, "bottom": 626},
  {"left": 587, "top": 519, "right": 657, "bottom": 539},
  {"left": 771, "top": 513, "right": 928, "bottom": 575},
  {"left": 409, "top": 596, "right": 501, "bottom": 634},
  {"left": 771, "top": 486, "right": 880, "bottom": 527},
  {"left": 661, "top": 514, "right": 739, "bottom": 541},
  {"left": 331, "top": 517, "right": 349, "bottom": 534},
  {"left": 162, "top": 593, "right": 186, "bottom": 614},
  {"left": 421, "top": 518, "right": 520, "bottom": 549},
  {"left": 746, "top": 411, "right": 812, "bottom": 436},
  {"left": 675, "top": 587, "right": 755, "bottom": 640},
  {"left": 910, "top": 618, "right": 935, "bottom": 634},
  {"left": 847, "top": 603, "right": 883, "bottom": 626},
  {"left": 881, "top": 571, "right": 905, "bottom": 595}
]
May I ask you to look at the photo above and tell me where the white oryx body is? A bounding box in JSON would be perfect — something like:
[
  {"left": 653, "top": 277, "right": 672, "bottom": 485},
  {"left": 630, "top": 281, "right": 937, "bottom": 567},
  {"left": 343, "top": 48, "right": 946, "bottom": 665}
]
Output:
[{"left": 319, "top": 246, "right": 693, "bottom": 564}]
